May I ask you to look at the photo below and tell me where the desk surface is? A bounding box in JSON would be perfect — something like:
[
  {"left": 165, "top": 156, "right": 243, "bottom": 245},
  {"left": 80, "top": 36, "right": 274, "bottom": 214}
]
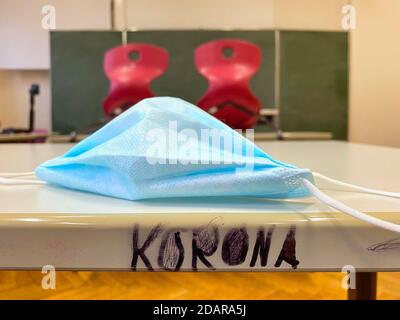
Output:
[
  {"left": 0, "top": 132, "right": 48, "bottom": 143},
  {"left": 1, "top": 141, "right": 400, "bottom": 271},
  {"left": 0, "top": 141, "right": 399, "bottom": 224}
]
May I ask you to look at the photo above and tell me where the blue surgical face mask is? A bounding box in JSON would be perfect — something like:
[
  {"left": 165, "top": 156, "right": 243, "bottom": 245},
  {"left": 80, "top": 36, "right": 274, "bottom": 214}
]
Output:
[
  {"left": 36, "top": 97, "right": 314, "bottom": 201},
  {"left": 1, "top": 97, "right": 400, "bottom": 233}
]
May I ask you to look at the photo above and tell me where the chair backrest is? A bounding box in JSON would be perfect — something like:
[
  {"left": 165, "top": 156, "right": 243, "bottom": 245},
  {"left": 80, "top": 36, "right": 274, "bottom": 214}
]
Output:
[
  {"left": 103, "top": 43, "right": 169, "bottom": 117},
  {"left": 195, "top": 39, "right": 261, "bottom": 129}
]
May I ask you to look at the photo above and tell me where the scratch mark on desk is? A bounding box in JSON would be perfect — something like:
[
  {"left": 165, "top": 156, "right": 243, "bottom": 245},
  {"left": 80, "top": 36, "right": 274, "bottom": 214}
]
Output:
[{"left": 367, "top": 237, "right": 400, "bottom": 252}]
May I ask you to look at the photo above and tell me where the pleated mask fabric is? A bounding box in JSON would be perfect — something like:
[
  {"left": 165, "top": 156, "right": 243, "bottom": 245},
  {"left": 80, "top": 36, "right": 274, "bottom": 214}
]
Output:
[{"left": 35, "top": 97, "right": 314, "bottom": 201}]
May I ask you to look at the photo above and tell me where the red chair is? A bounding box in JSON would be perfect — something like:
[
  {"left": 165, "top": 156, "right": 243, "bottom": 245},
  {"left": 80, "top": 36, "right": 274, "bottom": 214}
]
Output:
[
  {"left": 195, "top": 39, "right": 262, "bottom": 129},
  {"left": 103, "top": 43, "right": 169, "bottom": 117}
]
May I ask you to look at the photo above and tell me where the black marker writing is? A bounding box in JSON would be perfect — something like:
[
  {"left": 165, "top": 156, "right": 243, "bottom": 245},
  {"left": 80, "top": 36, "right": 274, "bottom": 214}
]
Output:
[
  {"left": 130, "top": 224, "right": 299, "bottom": 270},
  {"left": 131, "top": 224, "right": 162, "bottom": 271},
  {"left": 192, "top": 226, "right": 219, "bottom": 271},
  {"left": 221, "top": 228, "right": 249, "bottom": 266},
  {"left": 274, "top": 226, "right": 299, "bottom": 269},
  {"left": 158, "top": 231, "right": 185, "bottom": 271},
  {"left": 250, "top": 226, "right": 275, "bottom": 267}
]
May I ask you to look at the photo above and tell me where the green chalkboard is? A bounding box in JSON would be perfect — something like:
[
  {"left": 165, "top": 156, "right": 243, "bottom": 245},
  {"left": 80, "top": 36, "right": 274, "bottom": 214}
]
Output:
[
  {"left": 50, "top": 30, "right": 348, "bottom": 138},
  {"left": 50, "top": 31, "right": 121, "bottom": 134},
  {"left": 279, "top": 31, "right": 348, "bottom": 139}
]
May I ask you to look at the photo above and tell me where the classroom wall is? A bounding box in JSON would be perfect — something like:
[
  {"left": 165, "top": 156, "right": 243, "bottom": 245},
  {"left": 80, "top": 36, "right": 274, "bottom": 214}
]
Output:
[
  {"left": 125, "top": 0, "right": 274, "bottom": 29},
  {"left": 0, "top": 0, "right": 111, "bottom": 69},
  {"left": 0, "top": 70, "right": 51, "bottom": 130},
  {"left": 0, "top": 0, "right": 110, "bottom": 131},
  {"left": 274, "top": 0, "right": 349, "bottom": 31},
  {"left": 349, "top": 0, "right": 400, "bottom": 148}
]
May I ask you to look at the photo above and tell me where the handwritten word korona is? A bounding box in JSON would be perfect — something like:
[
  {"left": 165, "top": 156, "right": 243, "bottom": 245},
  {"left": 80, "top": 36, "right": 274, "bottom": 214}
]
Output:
[{"left": 131, "top": 224, "right": 299, "bottom": 271}]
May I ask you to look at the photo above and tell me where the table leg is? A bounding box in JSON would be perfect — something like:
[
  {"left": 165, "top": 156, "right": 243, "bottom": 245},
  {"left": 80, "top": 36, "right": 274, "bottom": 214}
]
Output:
[{"left": 347, "top": 272, "right": 377, "bottom": 300}]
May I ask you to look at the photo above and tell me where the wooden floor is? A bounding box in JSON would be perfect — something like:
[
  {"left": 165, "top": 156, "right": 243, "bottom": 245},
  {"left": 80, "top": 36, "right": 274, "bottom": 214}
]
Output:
[{"left": 0, "top": 271, "right": 399, "bottom": 300}]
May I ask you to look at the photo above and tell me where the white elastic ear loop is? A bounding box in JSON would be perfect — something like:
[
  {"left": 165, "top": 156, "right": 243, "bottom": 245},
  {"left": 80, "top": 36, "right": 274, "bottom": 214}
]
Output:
[
  {"left": 313, "top": 172, "right": 400, "bottom": 199},
  {"left": 0, "top": 171, "right": 44, "bottom": 185},
  {"left": 0, "top": 177, "right": 46, "bottom": 185},
  {"left": 302, "top": 178, "right": 400, "bottom": 233},
  {"left": 0, "top": 172, "right": 36, "bottom": 178}
]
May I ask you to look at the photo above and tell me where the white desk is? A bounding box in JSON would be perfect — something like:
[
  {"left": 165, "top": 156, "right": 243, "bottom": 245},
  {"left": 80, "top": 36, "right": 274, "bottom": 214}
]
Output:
[{"left": 0, "top": 141, "right": 399, "bottom": 288}]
